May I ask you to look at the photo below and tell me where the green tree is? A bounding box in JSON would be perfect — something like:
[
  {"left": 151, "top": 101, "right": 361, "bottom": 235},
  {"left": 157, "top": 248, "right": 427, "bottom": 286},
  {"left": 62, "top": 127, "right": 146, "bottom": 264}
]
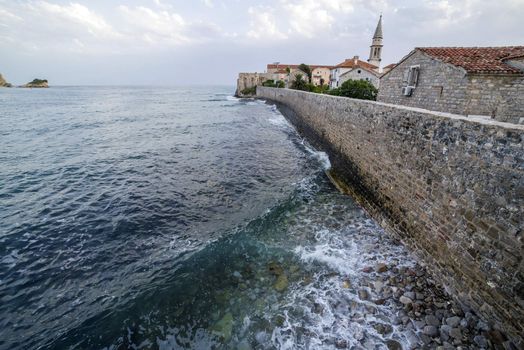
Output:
[
  {"left": 290, "top": 73, "right": 307, "bottom": 90},
  {"left": 298, "top": 63, "right": 312, "bottom": 83},
  {"left": 328, "top": 79, "right": 378, "bottom": 100}
]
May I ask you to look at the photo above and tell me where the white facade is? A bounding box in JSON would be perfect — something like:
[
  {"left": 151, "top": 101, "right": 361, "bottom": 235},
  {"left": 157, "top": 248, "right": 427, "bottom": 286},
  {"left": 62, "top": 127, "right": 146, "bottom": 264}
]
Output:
[{"left": 339, "top": 68, "right": 380, "bottom": 88}]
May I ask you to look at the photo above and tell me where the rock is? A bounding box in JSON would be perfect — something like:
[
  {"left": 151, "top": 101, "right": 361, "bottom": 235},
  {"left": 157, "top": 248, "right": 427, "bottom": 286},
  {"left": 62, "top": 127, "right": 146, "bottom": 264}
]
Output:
[
  {"left": 425, "top": 314, "right": 440, "bottom": 326},
  {"left": 335, "top": 339, "right": 348, "bottom": 348},
  {"left": 0, "top": 73, "right": 12, "bottom": 87},
  {"left": 445, "top": 316, "right": 461, "bottom": 328},
  {"left": 405, "top": 330, "right": 420, "bottom": 349},
  {"left": 423, "top": 325, "right": 439, "bottom": 337},
  {"left": 274, "top": 274, "right": 288, "bottom": 292},
  {"left": 374, "top": 298, "right": 386, "bottom": 305},
  {"left": 376, "top": 263, "right": 388, "bottom": 273},
  {"left": 373, "top": 323, "right": 392, "bottom": 335},
  {"left": 342, "top": 280, "right": 351, "bottom": 289},
  {"left": 22, "top": 78, "right": 49, "bottom": 88},
  {"left": 386, "top": 339, "right": 403, "bottom": 350},
  {"left": 473, "top": 335, "right": 487, "bottom": 348},
  {"left": 358, "top": 289, "right": 369, "bottom": 300},
  {"left": 403, "top": 291, "right": 415, "bottom": 300},
  {"left": 268, "top": 262, "right": 284, "bottom": 276},
  {"left": 399, "top": 296, "right": 413, "bottom": 305},
  {"left": 374, "top": 280, "right": 384, "bottom": 292},
  {"left": 211, "top": 312, "right": 234, "bottom": 342},
  {"left": 362, "top": 266, "right": 373, "bottom": 273},
  {"left": 449, "top": 328, "right": 462, "bottom": 340}
]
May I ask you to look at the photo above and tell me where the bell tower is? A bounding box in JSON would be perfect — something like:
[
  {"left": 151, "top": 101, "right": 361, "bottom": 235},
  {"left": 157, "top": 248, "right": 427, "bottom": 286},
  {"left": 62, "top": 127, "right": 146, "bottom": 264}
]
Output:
[{"left": 368, "top": 15, "right": 383, "bottom": 67}]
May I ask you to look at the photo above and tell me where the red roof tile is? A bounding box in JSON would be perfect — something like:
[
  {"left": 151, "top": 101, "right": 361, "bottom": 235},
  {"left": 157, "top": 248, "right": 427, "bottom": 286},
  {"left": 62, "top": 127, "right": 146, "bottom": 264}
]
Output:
[
  {"left": 335, "top": 58, "right": 378, "bottom": 71},
  {"left": 383, "top": 63, "right": 396, "bottom": 70},
  {"left": 267, "top": 64, "right": 333, "bottom": 70},
  {"left": 417, "top": 47, "right": 524, "bottom": 75}
]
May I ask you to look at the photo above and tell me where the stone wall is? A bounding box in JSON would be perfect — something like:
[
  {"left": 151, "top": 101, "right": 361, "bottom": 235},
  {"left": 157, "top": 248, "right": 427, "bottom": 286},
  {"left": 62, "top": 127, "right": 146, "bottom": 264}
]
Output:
[
  {"left": 257, "top": 86, "right": 524, "bottom": 345},
  {"left": 378, "top": 50, "right": 524, "bottom": 124},
  {"left": 236, "top": 73, "right": 270, "bottom": 97}
]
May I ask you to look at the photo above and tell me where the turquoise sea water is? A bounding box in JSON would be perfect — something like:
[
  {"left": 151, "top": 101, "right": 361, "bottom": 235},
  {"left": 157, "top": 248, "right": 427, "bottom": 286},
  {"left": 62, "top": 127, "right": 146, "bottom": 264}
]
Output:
[{"left": 1, "top": 86, "right": 424, "bottom": 349}]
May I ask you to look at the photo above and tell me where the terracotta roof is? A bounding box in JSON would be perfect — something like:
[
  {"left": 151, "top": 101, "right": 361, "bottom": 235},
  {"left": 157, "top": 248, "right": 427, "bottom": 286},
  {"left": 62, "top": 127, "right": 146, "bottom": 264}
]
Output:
[
  {"left": 383, "top": 63, "right": 396, "bottom": 70},
  {"left": 417, "top": 47, "right": 524, "bottom": 75},
  {"left": 267, "top": 64, "right": 333, "bottom": 70},
  {"left": 335, "top": 58, "right": 378, "bottom": 71}
]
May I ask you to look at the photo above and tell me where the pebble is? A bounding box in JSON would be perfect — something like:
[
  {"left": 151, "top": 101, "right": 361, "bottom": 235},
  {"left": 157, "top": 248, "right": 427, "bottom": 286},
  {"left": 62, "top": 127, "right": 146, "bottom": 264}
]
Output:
[
  {"left": 449, "top": 327, "right": 462, "bottom": 340},
  {"left": 425, "top": 314, "right": 440, "bottom": 326},
  {"left": 446, "top": 316, "right": 461, "bottom": 328},
  {"left": 358, "top": 289, "right": 369, "bottom": 300},
  {"left": 423, "top": 325, "right": 439, "bottom": 337},
  {"left": 399, "top": 296, "right": 413, "bottom": 305},
  {"left": 376, "top": 263, "right": 388, "bottom": 273},
  {"left": 385, "top": 339, "right": 402, "bottom": 350}
]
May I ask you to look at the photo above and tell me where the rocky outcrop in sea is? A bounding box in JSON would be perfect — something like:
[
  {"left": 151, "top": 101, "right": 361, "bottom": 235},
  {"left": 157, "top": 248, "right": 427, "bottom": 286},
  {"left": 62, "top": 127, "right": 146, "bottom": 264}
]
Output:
[
  {"left": 23, "top": 79, "right": 49, "bottom": 88},
  {"left": 0, "top": 73, "right": 12, "bottom": 87}
]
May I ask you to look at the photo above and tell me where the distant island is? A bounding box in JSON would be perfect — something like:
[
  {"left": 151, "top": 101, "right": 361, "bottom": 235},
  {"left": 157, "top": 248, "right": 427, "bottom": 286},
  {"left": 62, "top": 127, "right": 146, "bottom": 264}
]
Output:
[
  {"left": 23, "top": 79, "right": 49, "bottom": 88},
  {"left": 0, "top": 73, "right": 12, "bottom": 87}
]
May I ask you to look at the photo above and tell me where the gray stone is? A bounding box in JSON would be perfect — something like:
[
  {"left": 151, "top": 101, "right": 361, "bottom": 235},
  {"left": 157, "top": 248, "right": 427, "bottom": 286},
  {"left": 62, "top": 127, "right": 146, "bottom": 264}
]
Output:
[
  {"left": 473, "top": 335, "right": 488, "bottom": 348},
  {"left": 358, "top": 289, "right": 369, "bottom": 300},
  {"left": 423, "top": 325, "right": 439, "bottom": 337},
  {"left": 446, "top": 316, "right": 461, "bottom": 328},
  {"left": 449, "top": 328, "right": 462, "bottom": 340},
  {"left": 425, "top": 314, "right": 440, "bottom": 326},
  {"left": 385, "top": 339, "right": 403, "bottom": 350},
  {"left": 403, "top": 291, "right": 415, "bottom": 300},
  {"left": 399, "top": 296, "right": 413, "bottom": 305}
]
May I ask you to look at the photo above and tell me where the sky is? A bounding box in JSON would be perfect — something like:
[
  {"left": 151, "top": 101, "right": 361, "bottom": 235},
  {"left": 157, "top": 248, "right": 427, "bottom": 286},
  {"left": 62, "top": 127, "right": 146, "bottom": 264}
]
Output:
[{"left": 1, "top": 0, "right": 523, "bottom": 85}]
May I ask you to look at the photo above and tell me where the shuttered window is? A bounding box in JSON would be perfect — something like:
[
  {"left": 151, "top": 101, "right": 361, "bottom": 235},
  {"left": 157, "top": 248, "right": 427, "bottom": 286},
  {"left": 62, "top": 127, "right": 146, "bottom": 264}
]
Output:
[{"left": 406, "top": 65, "right": 420, "bottom": 87}]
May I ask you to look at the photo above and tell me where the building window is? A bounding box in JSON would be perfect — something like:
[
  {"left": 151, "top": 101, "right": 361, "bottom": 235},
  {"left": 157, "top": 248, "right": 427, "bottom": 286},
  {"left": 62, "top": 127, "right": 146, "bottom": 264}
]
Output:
[
  {"left": 402, "top": 65, "right": 420, "bottom": 96},
  {"left": 358, "top": 70, "right": 361, "bottom": 74}
]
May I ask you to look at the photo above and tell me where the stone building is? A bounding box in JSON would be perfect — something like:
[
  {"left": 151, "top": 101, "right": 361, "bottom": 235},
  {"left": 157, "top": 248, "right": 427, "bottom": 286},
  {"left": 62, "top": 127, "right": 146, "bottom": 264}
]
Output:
[
  {"left": 236, "top": 72, "right": 271, "bottom": 96},
  {"left": 266, "top": 64, "right": 332, "bottom": 87},
  {"left": 378, "top": 47, "right": 524, "bottom": 124},
  {"left": 329, "top": 56, "right": 381, "bottom": 88}
]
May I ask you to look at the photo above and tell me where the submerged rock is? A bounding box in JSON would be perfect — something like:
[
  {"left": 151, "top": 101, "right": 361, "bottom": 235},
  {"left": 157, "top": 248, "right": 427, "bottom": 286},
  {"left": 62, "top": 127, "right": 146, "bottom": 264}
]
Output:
[
  {"left": 274, "top": 274, "right": 289, "bottom": 292},
  {"left": 376, "top": 263, "right": 388, "bottom": 273},
  {"left": 385, "top": 339, "right": 403, "bottom": 350},
  {"left": 268, "top": 262, "right": 284, "bottom": 276},
  {"left": 211, "top": 312, "right": 234, "bottom": 342}
]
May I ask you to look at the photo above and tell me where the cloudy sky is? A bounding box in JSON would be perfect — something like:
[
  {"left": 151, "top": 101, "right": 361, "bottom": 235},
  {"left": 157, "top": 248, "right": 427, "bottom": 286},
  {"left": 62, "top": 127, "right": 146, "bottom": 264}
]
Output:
[{"left": 1, "top": 0, "right": 522, "bottom": 85}]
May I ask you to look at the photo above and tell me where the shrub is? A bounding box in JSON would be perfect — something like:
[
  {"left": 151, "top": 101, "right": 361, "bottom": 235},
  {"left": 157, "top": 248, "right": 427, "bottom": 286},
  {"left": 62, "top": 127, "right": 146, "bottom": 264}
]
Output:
[
  {"left": 276, "top": 80, "right": 285, "bottom": 88},
  {"left": 241, "top": 86, "right": 256, "bottom": 95},
  {"left": 262, "top": 79, "right": 275, "bottom": 87},
  {"left": 328, "top": 79, "right": 377, "bottom": 100}
]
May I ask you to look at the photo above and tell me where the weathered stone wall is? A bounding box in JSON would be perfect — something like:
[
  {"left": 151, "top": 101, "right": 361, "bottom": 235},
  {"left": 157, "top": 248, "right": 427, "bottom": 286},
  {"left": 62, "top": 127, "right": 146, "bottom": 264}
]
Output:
[
  {"left": 378, "top": 50, "right": 524, "bottom": 124},
  {"left": 257, "top": 86, "right": 524, "bottom": 345},
  {"left": 236, "top": 73, "right": 270, "bottom": 97}
]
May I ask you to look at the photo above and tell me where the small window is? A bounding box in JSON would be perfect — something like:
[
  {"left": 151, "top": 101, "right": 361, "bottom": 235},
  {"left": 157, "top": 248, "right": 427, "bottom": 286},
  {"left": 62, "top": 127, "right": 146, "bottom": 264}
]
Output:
[
  {"left": 406, "top": 65, "right": 420, "bottom": 87},
  {"left": 358, "top": 70, "right": 361, "bottom": 74}
]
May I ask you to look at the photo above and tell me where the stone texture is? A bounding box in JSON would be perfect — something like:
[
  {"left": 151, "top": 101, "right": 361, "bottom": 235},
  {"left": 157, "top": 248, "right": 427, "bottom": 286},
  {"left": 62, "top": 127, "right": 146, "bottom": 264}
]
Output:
[
  {"left": 377, "top": 50, "right": 524, "bottom": 124},
  {"left": 257, "top": 86, "right": 524, "bottom": 347}
]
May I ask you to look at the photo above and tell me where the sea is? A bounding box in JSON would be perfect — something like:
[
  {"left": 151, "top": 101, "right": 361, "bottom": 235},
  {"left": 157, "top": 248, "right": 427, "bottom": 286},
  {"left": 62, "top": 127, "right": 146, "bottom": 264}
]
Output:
[{"left": 1, "top": 86, "right": 424, "bottom": 349}]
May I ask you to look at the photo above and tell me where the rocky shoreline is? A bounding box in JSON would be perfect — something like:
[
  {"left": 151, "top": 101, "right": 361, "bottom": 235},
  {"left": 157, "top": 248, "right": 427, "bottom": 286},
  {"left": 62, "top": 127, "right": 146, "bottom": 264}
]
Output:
[{"left": 348, "top": 259, "right": 510, "bottom": 349}]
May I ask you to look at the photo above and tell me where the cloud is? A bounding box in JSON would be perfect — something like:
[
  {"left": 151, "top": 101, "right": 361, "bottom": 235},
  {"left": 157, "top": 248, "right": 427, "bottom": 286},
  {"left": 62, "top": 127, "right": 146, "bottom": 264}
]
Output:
[{"left": 246, "top": 6, "right": 287, "bottom": 40}]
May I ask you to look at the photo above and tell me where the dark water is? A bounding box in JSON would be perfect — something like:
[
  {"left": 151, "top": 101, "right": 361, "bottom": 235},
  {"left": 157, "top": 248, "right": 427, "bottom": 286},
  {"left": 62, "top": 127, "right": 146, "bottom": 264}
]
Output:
[{"left": 1, "top": 86, "right": 421, "bottom": 349}]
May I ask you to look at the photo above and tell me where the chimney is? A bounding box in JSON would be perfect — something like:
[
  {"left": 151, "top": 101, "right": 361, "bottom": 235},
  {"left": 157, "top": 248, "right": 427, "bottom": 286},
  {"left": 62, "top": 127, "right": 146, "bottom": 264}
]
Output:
[{"left": 354, "top": 55, "right": 359, "bottom": 64}]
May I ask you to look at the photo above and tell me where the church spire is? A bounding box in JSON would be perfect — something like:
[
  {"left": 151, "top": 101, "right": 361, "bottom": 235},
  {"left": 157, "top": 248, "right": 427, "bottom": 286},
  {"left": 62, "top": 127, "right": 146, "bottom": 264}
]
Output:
[{"left": 368, "top": 15, "right": 383, "bottom": 68}]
